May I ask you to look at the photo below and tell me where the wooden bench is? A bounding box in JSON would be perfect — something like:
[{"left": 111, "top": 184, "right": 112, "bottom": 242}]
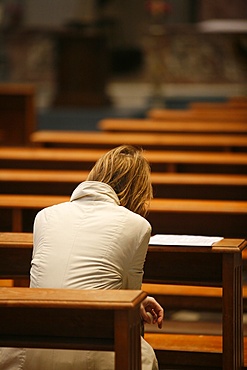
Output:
[
  {"left": 189, "top": 101, "right": 247, "bottom": 111},
  {"left": 0, "top": 169, "right": 89, "bottom": 196},
  {"left": 1, "top": 169, "right": 247, "bottom": 200},
  {"left": 229, "top": 97, "right": 247, "bottom": 107},
  {"left": 0, "top": 83, "right": 37, "bottom": 146},
  {"left": 149, "top": 198, "right": 247, "bottom": 238},
  {"left": 98, "top": 118, "right": 247, "bottom": 135},
  {"left": 147, "top": 107, "right": 247, "bottom": 122},
  {"left": 0, "top": 233, "right": 245, "bottom": 369},
  {"left": 2, "top": 231, "right": 247, "bottom": 307},
  {"left": 189, "top": 97, "right": 247, "bottom": 108},
  {"left": 30, "top": 130, "right": 247, "bottom": 152},
  {"left": 142, "top": 283, "right": 247, "bottom": 312},
  {"left": 1, "top": 230, "right": 247, "bottom": 309},
  {"left": 0, "top": 194, "right": 246, "bottom": 238},
  {"left": 145, "top": 334, "right": 247, "bottom": 370},
  {"left": 0, "top": 287, "right": 145, "bottom": 370},
  {"left": 143, "top": 238, "right": 247, "bottom": 370},
  {"left": 2, "top": 230, "right": 247, "bottom": 309},
  {"left": 1, "top": 146, "right": 247, "bottom": 173}
]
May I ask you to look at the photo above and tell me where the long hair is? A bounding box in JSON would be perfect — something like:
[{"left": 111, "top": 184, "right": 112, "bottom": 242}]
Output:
[{"left": 86, "top": 145, "right": 153, "bottom": 217}]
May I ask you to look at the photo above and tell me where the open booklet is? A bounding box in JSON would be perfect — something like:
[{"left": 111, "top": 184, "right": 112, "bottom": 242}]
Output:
[{"left": 149, "top": 234, "right": 223, "bottom": 247}]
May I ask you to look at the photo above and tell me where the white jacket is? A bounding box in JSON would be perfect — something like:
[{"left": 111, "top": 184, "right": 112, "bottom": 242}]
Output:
[
  {"left": 1, "top": 181, "right": 158, "bottom": 370},
  {"left": 30, "top": 181, "right": 151, "bottom": 291}
]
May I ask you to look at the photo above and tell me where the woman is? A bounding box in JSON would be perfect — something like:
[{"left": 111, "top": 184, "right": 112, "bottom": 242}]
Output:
[{"left": 1, "top": 145, "right": 163, "bottom": 370}]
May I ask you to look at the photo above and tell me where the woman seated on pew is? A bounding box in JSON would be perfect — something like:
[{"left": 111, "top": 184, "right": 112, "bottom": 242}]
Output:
[{"left": 1, "top": 145, "right": 164, "bottom": 370}]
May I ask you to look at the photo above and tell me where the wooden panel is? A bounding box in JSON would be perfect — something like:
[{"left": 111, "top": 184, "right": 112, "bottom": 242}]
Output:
[
  {"left": 54, "top": 31, "right": 109, "bottom": 107},
  {"left": 0, "top": 83, "right": 36, "bottom": 145}
]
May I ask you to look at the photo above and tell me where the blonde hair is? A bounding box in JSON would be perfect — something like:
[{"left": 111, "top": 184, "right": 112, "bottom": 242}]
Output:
[{"left": 86, "top": 145, "right": 153, "bottom": 217}]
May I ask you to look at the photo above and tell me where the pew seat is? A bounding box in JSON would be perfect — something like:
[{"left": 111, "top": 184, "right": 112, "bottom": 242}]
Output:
[
  {"left": 142, "top": 283, "right": 247, "bottom": 311},
  {"left": 145, "top": 333, "right": 247, "bottom": 369}
]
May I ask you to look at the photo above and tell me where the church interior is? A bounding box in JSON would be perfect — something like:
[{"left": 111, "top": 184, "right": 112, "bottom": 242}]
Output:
[
  {"left": 0, "top": 1, "right": 247, "bottom": 369},
  {"left": 0, "top": 0, "right": 247, "bottom": 126}
]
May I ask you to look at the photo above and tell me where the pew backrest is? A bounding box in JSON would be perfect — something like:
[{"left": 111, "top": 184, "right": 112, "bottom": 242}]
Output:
[
  {"left": 147, "top": 108, "right": 247, "bottom": 122},
  {"left": 0, "top": 147, "right": 247, "bottom": 173},
  {"left": 98, "top": 118, "right": 247, "bottom": 135},
  {"left": 1, "top": 169, "right": 247, "bottom": 200},
  {"left": 30, "top": 130, "right": 247, "bottom": 152},
  {"left": 0, "top": 194, "right": 247, "bottom": 238}
]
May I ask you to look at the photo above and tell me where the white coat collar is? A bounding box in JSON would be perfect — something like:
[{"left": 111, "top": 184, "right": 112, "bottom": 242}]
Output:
[{"left": 70, "top": 181, "right": 120, "bottom": 205}]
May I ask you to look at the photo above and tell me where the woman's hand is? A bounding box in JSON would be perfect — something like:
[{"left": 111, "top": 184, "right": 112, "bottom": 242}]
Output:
[{"left": 140, "top": 296, "right": 164, "bottom": 329}]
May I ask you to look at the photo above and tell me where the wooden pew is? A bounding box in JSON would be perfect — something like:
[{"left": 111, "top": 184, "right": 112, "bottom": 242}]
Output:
[
  {"left": 0, "top": 83, "right": 37, "bottom": 146},
  {"left": 0, "top": 146, "right": 105, "bottom": 170},
  {"left": 0, "top": 194, "right": 246, "bottom": 238},
  {"left": 0, "top": 146, "right": 247, "bottom": 174},
  {"left": 2, "top": 231, "right": 247, "bottom": 311},
  {"left": 98, "top": 118, "right": 247, "bottom": 135},
  {"left": 0, "top": 232, "right": 246, "bottom": 369},
  {"left": 189, "top": 97, "right": 247, "bottom": 109},
  {"left": 149, "top": 198, "right": 247, "bottom": 238},
  {"left": 30, "top": 130, "right": 247, "bottom": 152},
  {"left": 147, "top": 107, "right": 247, "bottom": 122},
  {"left": 150, "top": 173, "right": 247, "bottom": 200},
  {"left": 143, "top": 238, "right": 247, "bottom": 370},
  {"left": 0, "top": 287, "right": 145, "bottom": 370},
  {"left": 2, "top": 231, "right": 247, "bottom": 307},
  {"left": 0, "top": 169, "right": 88, "bottom": 196},
  {"left": 1, "top": 169, "right": 247, "bottom": 200},
  {"left": 0, "top": 232, "right": 247, "bottom": 300},
  {"left": 189, "top": 101, "right": 247, "bottom": 111},
  {"left": 229, "top": 97, "right": 247, "bottom": 107}
]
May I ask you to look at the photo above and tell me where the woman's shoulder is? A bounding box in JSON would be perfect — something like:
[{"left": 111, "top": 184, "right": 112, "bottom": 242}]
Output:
[{"left": 120, "top": 205, "right": 151, "bottom": 231}]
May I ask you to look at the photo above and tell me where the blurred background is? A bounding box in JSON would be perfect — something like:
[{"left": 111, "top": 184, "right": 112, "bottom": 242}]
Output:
[{"left": 0, "top": 0, "right": 246, "bottom": 119}]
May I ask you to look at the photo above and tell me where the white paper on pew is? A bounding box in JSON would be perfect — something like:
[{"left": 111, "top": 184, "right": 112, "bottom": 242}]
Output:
[{"left": 149, "top": 234, "right": 223, "bottom": 247}]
